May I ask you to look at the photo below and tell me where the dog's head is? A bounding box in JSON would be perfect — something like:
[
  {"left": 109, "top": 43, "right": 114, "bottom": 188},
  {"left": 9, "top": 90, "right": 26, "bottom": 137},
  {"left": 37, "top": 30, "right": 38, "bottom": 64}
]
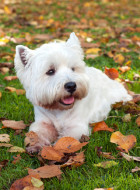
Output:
[{"left": 15, "top": 33, "right": 89, "bottom": 110}]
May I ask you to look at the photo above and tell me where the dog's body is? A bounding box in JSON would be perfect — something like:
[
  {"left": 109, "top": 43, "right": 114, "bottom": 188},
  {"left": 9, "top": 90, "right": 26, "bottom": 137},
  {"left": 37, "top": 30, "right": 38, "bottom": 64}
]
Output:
[{"left": 15, "top": 33, "right": 131, "bottom": 152}]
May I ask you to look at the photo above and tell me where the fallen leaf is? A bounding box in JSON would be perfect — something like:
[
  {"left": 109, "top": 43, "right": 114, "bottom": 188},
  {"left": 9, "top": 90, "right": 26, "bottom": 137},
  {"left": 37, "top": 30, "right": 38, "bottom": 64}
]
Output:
[
  {"left": 104, "top": 67, "right": 119, "bottom": 80},
  {"left": 0, "top": 92, "right": 2, "bottom": 99},
  {"left": 94, "top": 188, "right": 114, "bottom": 190},
  {"left": 5, "top": 87, "right": 25, "bottom": 95},
  {"left": 86, "top": 48, "right": 101, "bottom": 54},
  {"left": 113, "top": 54, "right": 125, "bottom": 64},
  {"left": 15, "top": 89, "right": 26, "bottom": 95},
  {"left": 120, "top": 152, "right": 140, "bottom": 162},
  {"left": 2, "top": 120, "right": 26, "bottom": 130},
  {"left": 122, "top": 114, "right": 131, "bottom": 122},
  {"left": 93, "top": 121, "right": 114, "bottom": 133},
  {"left": 54, "top": 137, "right": 88, "bottom": 153},
  {"left": 94, "top": 161, "right": 118, "bottom": 169},
  {"left": 133, "top": 73, "right": 140, "bottom": 80},
  {"left": 136, "top": 116, "right": 140, "bottom": 127},
  {"left": 41, "top": 146, "right": 64, "bottom": 162},
  {"left": 79, "top": 134, "right": 90, "bottom": 143},
  {"left": 95, "top": 147, "right": 116, "bottom": 159},
  {"left": 28, "top": 165, "right": 62, "bottom": 179},
  {"left": 0, "top": 134, "right": 10, "bottom": 142},
  {"left": 0, "top": 160, "right": 9, "bottom": 171},
  {"left": 12, "top": 154, "right": 21, "bottom": 164},
  {"left": 4, "top": 76, "right": 18, "bottom": 81},
  {"left": 110, "top": 131, "right": 136, "bottom": 153},
  {"left": 31, "top": 177, "right": 43, "bottom": 188},
  {"left": 0, "top": 67, "right": 9, "bottom": 74},
  {"left": 10, "top": 174, "right": 40, "bottom": 190},
  {"left": 8, "top": 146, "right": 25, "bottom": 153},
  {"left": 25, "top": 131, "right": 39, "bottom": 147},
  {"left": 0, "top": 143, "right": 13, "bottom": 147},
  {"left": 131, "top": 166, "right": 140, "bottom": 173},
  {"left": 118, "top": 66, "right": 131, "bottom": 73},
  {"left": 5, "top": 86, "right": 16, "bottom": 92},
  {"left": 61, "top": 151, "right": 85, "bottom": 168}
]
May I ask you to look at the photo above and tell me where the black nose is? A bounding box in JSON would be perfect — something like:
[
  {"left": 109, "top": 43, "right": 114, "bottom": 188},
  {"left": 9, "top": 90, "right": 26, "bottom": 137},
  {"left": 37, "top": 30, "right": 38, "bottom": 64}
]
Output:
[{"left": 64, "top": 82, "right": 76, "bottom": 93}]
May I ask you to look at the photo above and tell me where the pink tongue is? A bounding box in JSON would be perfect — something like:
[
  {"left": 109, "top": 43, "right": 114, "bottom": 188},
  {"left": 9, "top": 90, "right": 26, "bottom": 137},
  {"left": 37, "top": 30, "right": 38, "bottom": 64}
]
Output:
[{"left": 62, "top": 96, "right": 75, "bottom": 105}]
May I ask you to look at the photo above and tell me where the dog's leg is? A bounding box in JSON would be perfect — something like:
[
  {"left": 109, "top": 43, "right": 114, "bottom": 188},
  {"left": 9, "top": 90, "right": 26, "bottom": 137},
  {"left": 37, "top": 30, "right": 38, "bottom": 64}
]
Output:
[
  {"left": 26, "top": 121, "right": 58, "bottom": 153},
  {"left": 60, "top": 124, "right": 90, "bottom": 140}
]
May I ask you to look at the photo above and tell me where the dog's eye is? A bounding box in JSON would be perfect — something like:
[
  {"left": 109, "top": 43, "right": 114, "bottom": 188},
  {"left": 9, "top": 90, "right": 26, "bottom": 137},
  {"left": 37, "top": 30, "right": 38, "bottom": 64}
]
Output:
[
  {"left": 72, "top": 67, "right": 75, "bottom": 71},
  {"left": 46, "top": 69, "right": 55, "bottom": 76}
]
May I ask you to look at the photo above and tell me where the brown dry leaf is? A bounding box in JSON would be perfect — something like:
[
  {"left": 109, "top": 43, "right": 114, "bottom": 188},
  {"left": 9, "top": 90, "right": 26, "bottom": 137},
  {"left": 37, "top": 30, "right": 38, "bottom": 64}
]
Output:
[
  {"left": 5, "top": 87, "right": 25, "bottom": 95},
  {"left": 0, "top": 160, "right": 9, "bottom": 171},
  {"left": 12, "top": 154, "right": 21, "bottom": 164},
  {"left": 15, "top": 89, "right": 26, "bottom": 95},
  {"left": 0, "top": 143, "right": 13, "bottom": 147},
  {"left": 23, "top": 185, "right": 44, "bottom": 190},
  {"left": 10, "top": 174, "right": 40, "bottom": 190},
  {"left": 113, "top": 54, "right": 125, "bottom": 64},
  {"left": 8, "top": 146, "right": 25, "bottom": 153},
  {"left": 54, "top": 137, "right": 88, "bottom": 153},
  {"left": 95, "top": 147, "right": 116, "bottom": 159},
  {"left": 28, "top": 165, "right": 62, "bottom": 179},
  {"left": 136, "top": 116, "right": 140, "bottom": 127},
  {"left": 25, "top": 131, "right": 39, "bottom": 147},
  {"left": 93, "top": 121, "right": 114, "bottom": 133},
  {"left": 5, "top": 86, "right": 16, "bottom": 92},
  {"left": 110, "top": 131, "right": 136, "bottom": 153},
  {"left": 118, "top": 66, "right": 131, "bottom": 73},
  {"left": 94, "top": 188, "right": 114, "bottom": 190},
  {"left": 122, "top": 114, "right": 131, "bottom": 122},
  {"left": 2, "top": 120, "right": 26, "bottom": 130},
  {"left": 33, "top": 34, "right": 53, "bottom": 41},
  {"left": 4, "top": 76, "right": 18, "bottom": 81},
  {"left": 61, "top": 151, "right": 85, "bottom": 168},
  {"left": 131, "top": 166, "right": 140, "bottom": 173},
  {"left": 0, "top": 67, "right": 9, "bottom": 74},
  {"left": 120, "top": 152, "right": 140, "bottom": 162},
  {"left": 41, "top": 146, "right": 64, "bottom": 162},
  {"left": 86, "top": 48, "right": 101, "bottom": 54},
  {"left": 0, "top": 134, "right": 10, "bottom": 142},
  {"left": 104, "top": 67, "right": 119, "bottom": 80}
]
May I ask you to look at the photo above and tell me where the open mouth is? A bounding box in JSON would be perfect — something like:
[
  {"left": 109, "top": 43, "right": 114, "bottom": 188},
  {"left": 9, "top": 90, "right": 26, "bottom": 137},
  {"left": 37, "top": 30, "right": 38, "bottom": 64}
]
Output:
[{"left": 60, "top": 96, "right": 75, "bottom": 106}]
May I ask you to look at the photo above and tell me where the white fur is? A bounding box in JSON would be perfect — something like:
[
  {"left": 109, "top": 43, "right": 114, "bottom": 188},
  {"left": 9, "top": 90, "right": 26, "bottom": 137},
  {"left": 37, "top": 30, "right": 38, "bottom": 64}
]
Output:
[{"left": 15, "top": 32, "right": 132, "bottom": 151}]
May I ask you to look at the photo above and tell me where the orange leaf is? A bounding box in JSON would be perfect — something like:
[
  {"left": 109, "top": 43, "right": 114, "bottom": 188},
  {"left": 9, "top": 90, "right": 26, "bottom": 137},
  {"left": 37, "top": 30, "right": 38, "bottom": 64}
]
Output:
[
  {"left": 118, "top": 66, "right": 131, "bottom": 73},
  {"left": 41, "top": 146, "right": 64, "bottom": 162},
  {"left": 4, "top": 76, "right": 18, "bottom": 81},
  {"left": 28, "top": 165, "right": 62, "bottom": 179},
  {"left": 10, "top": 174, "right": 40, "bottom": 190},
  {"left": 2, "top": 120, "right": 26, "bottom": 130},
  {"left": 93, "top": 121, "right": 114, "bottom": 133},
  {"left": 0, "top": 92, "right": 2, "bottom": 99},
  {"left": 113, "top": 54, "right": 125, "bottom": 64},
  {"left": 54, "top": 137, "right": 88, "bottom": 153},
  {"left": 61, "top": 152, "right": 85, "bottom": 168},
  {"left": 104, "top": 67, "right": 119, "bottom": 80},
  {"left": 136, "top": 116, "right": 140, "bottom": 127},
  {"left": 110, "top": 131, "right": 136, "bottom": 153}
]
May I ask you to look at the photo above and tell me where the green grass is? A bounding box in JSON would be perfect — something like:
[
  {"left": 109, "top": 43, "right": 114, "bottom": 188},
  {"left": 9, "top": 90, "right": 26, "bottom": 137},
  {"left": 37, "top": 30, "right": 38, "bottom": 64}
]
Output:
[{"left": 0, "top": 0, "right": 140, "bottom": 189}]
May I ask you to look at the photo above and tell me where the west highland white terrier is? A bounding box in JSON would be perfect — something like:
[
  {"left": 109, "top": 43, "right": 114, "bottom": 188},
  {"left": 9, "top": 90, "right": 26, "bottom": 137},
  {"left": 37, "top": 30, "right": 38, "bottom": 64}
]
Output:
[{"left": 15, "top": 32, "right": 131, "bottom": 152}]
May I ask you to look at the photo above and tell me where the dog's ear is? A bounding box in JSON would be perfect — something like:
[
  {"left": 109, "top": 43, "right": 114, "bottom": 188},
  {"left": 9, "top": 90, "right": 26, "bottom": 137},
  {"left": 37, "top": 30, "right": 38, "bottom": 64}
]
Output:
[
  {"left": 15, "top": 45, "right": 34, "bottom": 67},
  {"left": 66, "top": 32, "right": 84, "bottom": 58}
]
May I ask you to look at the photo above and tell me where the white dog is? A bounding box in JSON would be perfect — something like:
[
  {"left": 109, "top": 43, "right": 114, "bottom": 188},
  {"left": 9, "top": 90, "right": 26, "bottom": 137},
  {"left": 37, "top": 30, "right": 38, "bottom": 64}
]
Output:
[{"left": 15, "top": 32, "right": 131, "bottom": 152}]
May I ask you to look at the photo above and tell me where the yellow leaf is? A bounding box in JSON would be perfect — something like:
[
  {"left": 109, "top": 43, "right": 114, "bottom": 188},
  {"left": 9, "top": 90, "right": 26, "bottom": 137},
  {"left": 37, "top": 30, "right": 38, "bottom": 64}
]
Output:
[
  {"left": 86, "top": 48, "right": 101, "bottom": 54},
  {"left": 113, "top": 54, "right": 125, "bottom": 64},
  {"left": 0, "top": 92, "right": 2, "bottom": 99},
  {"left": 8, "top": 146, "right": 25, "bottom": 153},
  {"left": 31, "top": 177, "right": 43, "bottom": 188},
  {"left": 4, "top": 6, "right": 12, "bottom": 14}
]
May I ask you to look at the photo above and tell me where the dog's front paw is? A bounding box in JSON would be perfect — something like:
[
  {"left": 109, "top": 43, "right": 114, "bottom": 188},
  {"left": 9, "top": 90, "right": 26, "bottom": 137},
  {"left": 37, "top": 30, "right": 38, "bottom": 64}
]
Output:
[{"left": 26, "top": 143, "right": 42, "bottom": 153}]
